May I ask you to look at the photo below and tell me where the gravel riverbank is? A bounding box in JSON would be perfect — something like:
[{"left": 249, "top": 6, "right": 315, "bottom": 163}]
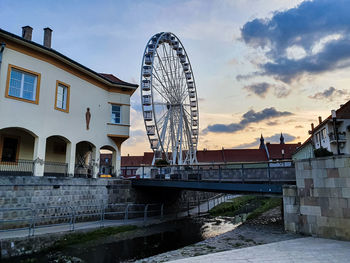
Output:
[{"left": 135, "top": 207, "right": 301, "bottom": 263}]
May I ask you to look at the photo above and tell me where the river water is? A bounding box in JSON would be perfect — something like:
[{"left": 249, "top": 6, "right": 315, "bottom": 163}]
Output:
[{"left": 9, "top": 216, "right": 242, "bottom": 263}]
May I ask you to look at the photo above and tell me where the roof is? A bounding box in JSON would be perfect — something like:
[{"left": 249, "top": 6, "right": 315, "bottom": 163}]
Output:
[
  {"left": 121, "top": 149, "right": 269, "bottom": 166},
  {"left": 197, "top": 149, "right": 268, "bottom": 163},
  {"left": 266, "top": 143, "right": 301, "bottom": 160},
  {"left": 121, "top": 152, "right": 154, "bottom": 166},
  {"left": 312, "top": 100, "right": 350, "bottom": 133},
  {"left": 0, "top": 28, "right": 138, "bottom": 90},
  {"left": 292, "top": 136, "right": 313, "bottom": 155},
  {"left": 99, "top": 73, "right": 136, "bottom": 87}
]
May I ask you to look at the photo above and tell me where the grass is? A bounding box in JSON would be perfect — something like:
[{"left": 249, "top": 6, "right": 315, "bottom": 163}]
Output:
[
  {"left": 209, "top": 196, "right": 256, "bottom": 217},
  {"left": 52, "top": 225, "right": 138, "bottom": 250},
  {"left": 209, "top": 196, "right": 282, "bottom": 219},
  {"left": 247, "top": 197, "right": 282, "bottom": 220}
]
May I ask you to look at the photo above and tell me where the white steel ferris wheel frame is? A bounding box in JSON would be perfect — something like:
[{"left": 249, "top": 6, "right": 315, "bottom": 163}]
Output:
[{"left": 140, "top": 32, "right": 199, "bottom": 165}]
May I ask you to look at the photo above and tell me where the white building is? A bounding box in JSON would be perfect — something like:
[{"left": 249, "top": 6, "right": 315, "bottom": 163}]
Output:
[
  {"left": 309, "top": 101, "right": 350, "bottom": 156},
  {"left": 0, "top": 26, "right": 138, "bottom": 178}
]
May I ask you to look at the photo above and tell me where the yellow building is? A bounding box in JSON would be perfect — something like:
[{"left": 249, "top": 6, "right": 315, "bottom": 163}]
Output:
[{"left": 0, "top": 26, "right": 138, "bottom": 177}]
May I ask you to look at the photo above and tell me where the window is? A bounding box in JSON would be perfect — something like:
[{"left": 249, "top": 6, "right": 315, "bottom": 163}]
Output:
[
  {"left": 55, "top": 81, "right": 70, "bottom": 112},
  {"left": 0, "top": 136, "right": 19, "bottom": 162},
  {"left": 321, "top": 128, "right": 327, "bottom": 140},
  {"left": 111, "top": 105, "right": 121, "bottom": 124},
  {"left": 6, "top": 65, "right": 41, "bottom": 104},
  {"left": 316, "top": 132, "right": 321, "bottom": 144}
]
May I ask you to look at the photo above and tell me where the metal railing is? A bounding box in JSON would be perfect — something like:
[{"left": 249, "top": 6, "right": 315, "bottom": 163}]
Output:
[
  {"left": 128, "top": 160, "right": 295, "bottom": 183},
  {"left": 329, "top": 133, "right": 347, "bottom": 142},
  {"left": 0, "top": 159, "right": 34, "bottom": 176},
  {"left": 74, "top": 165, "right": 93, "bottom": 178},
  {"left": 0, "top": 203, "right": 164, "bottom": 237},
  {"left": 43, "top": 161, "right": 68, "bottom": 177}
]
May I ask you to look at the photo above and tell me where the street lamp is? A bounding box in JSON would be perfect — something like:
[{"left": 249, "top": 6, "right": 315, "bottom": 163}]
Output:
[{"left": 331, "top": 110, "right": 341, "bottom": 155}]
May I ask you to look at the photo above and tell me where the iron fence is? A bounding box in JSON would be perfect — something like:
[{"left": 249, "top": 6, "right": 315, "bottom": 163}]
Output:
[
  {"left": 0, "top": 203, "right": 164, "bottom": 237},
  {"left": 126, "top": 160, "right": 295, "bottom": 183},
  {"left": 0, "top": 159, "right": 34, "bottom": 176},
  {"left": 74, "top": 164, "right": 93, "bottom": 178},
  {"left": 43, "top": 161, "right": 68, "bottom": 177}
]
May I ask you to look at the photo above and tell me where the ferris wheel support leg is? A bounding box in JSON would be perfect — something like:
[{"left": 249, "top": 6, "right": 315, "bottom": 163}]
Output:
[{"left": 178, "top": 107, "right": 184, "bottom": 165}]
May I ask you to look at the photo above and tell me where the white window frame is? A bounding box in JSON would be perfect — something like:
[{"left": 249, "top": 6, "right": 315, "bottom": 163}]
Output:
[
  {"left": 6, "top": 65, "right": 41, "bottom": 104},
  {"left": 55, "top": 81, "right": 70, "bottom": 113},
  {"left": 111, "top": 105, "right": 121, "bottom": 124}
]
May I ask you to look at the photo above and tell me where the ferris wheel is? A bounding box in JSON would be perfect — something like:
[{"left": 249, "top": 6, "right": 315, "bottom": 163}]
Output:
[{"left": 140, "top": 32, "right": 199, "bottom": 165}]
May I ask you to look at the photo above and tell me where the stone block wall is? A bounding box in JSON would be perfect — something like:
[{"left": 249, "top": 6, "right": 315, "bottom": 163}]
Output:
[
  {"left": 283, "top": 155, "right": 350, "bottom": 240},
  {"left": 0, "top": 176, "right": 133, "bottom": 229}
]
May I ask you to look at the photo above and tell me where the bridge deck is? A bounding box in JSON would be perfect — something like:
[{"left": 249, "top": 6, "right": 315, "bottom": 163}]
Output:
[{"left": 131, "top": 179, "right": 295, "bottom": 194}]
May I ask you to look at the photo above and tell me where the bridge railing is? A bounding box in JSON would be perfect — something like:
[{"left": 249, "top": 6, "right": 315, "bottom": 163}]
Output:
[{"left": 125, "top": 160, "right": 295, "bottom": 183}]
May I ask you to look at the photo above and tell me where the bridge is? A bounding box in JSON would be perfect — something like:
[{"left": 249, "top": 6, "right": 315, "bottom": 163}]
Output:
[{"left": 130, "top": 161, "right": 296, "bottom": 195}]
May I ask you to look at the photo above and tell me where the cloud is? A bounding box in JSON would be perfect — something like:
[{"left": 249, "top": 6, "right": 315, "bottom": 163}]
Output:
[
  {"left": 203, "top": 107, "right": 293, "bottom": 134},
  {"left": 235, "top": 133, "right": 297, "bottom": 148},
  {"left": 240, "top": 0, "right": 350, "bottom": 83},
  {"left": 244, "top": 82, "right": 270, "bottom": 98},
  {"left": 266, "top": 120, "right": 279, "bottom": 126},
  {"left": 295, "top": 125, "right": 303, "bottom": 129},
  {"left": 274, "top": 86, "right": 291, "bottom": 98},
  {"left": 308, "top": 86, "right": 348, "bottom": 101},
  {"left": 244, "top": 82, "right": 291, "bottom": 98}
]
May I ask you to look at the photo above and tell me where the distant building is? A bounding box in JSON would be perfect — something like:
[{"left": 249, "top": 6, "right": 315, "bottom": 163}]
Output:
[
  {"left": 0, "top": 26, "right": 138, "bottom": 177},
  {"left": 292, "top": 136, "right": 314, "bottom": 161},
  {"left": 119, "top": 133, "right": 300, "bottom": 177},
  {"left": 311, "top": 101, "right": 350, "bottom": 155},
  {"left": 293, "top": 100, "right": 350, "bottom": 160}
]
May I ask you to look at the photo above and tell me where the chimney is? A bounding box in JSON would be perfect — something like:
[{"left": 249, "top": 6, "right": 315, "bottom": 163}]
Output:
[
  {"left": 22, "top": 26, "right": 33, "bottom": 41},
  {"left": 311, "top": 123, "right": 314, "bottom": 130},
  {"left": 43, "top": 27, "right": 52, "bottom": 48},
  {"left": 318, "top": 116, "right": 322, "bottom": 124}
]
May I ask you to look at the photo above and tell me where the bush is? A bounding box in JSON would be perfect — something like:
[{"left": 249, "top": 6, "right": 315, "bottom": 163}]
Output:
[
  {"left": 314, "top": 147, "right": 333, "bottom": 157},
  {"left": 155, "top": 159, "right": 169, "bottom": 166}
]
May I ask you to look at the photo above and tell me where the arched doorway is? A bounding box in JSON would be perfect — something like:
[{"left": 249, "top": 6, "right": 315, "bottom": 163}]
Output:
[
  {"left": 75, "top": 141, "right": 96, "bottom": 178},
  {"left": 99, "top": 145, "right": 116, "bottom": 177},
  {"left": 44, "top": 135, "right": 70, "bottom": 177},
  {"left": 0, "top": 127, "right": 36, "bottom": 176}
]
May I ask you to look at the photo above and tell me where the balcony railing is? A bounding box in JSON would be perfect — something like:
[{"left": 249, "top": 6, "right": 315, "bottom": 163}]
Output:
[
  {"left": 0, "top": 159, "right": 34, "bottom": 176},
  {"left": 329, "top": 133, "right": 347, "bottom": 143},
  {"left": 74, "top": 164, "right": 93, "bottom": 178},
  {"left": 43, "top": 161, "right": 68, "bottom": 177}
]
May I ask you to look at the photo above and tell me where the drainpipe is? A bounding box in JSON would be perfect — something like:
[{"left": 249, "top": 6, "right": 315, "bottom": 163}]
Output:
[{"left": 0, "top": 43, "right": 6, "bottom": 72}]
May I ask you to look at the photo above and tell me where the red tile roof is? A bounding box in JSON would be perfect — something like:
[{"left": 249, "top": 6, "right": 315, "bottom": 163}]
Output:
[
  {"left": 197, "top": 149, "right": 268, "bottom": 163},
  {"left": 266, "top": 143, "right": 301, "bottom": 160},
  {"left": 99, "top": 73, "right": 137, "bottom": 87},
  {"left": 121, "top": 149, "right": 269, "bottom": 166}
]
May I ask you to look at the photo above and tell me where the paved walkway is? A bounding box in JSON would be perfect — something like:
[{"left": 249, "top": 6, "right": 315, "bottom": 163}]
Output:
[{"left": 170, "top": 237, "right": 350, "bottom": 263}]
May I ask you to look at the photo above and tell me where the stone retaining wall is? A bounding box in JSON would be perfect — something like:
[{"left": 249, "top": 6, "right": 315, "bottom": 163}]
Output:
[
  {"left": 0, "top": 176, "right": 215, "bottom": 229},
  {"left": 283, "top": 155, "right": 350, "bottom": 240}
]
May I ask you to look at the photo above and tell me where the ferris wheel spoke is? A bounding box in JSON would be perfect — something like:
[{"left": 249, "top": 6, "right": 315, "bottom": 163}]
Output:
[
  {"left": 156, "top": 49, "right": 178, "bottom": 100},
  {"left": 152, "top": 71, "right": 176, "bottom": 102},
  {"left": 170, "top": 46, "right": 182, "bottom": 100},
  {"left": 162, "top": 44, "right": 176, "bottom": 90}
]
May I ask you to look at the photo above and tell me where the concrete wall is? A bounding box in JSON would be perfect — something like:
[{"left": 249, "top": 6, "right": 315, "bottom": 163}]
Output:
[{"left": 283, "top": 155, "right": 350, "bottom": 240}]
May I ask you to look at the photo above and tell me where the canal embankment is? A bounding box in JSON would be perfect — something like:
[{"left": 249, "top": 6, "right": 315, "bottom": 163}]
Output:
[{"left": 137, "top": 197, "right": 300, "bottom": 263}]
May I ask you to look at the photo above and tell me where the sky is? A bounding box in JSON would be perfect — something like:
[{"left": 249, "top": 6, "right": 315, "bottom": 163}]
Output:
[{"left": 1, "top": 0, "right": 350, "bottom": 155}]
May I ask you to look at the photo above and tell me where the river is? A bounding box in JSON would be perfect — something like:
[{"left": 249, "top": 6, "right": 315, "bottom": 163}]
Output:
[{"left": 8, "top": 215, "right": 242, "bottom": 263}]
